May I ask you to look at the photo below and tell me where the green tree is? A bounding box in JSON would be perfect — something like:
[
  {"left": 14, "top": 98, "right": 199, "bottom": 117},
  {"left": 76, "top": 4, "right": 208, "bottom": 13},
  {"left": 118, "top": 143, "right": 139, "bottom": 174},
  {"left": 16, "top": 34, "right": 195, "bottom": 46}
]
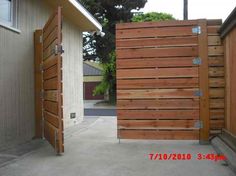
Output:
[
  {"left": 80, "top": 0, "right": 147, "bottom": 63},
  {"left": 132, "top": 12, "right": 175, "bottom": 22},
  {"left": 93, "top": 52, "right": 116, "bottom": 103}
]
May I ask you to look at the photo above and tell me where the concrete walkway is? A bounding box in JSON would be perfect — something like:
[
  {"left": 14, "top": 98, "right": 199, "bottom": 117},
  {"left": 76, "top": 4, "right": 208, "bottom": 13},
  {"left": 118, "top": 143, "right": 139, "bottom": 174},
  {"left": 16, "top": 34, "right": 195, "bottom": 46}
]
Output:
[{"left": 0, "top": 117, "right": 235, "bottom": 176}]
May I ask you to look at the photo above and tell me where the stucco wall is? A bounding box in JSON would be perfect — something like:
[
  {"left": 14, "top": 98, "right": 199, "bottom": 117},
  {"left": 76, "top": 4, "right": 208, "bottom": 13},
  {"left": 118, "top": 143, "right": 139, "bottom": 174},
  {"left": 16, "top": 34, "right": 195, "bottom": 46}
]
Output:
[{"left": 0, "top": 0, "right": 84, "bottom": 149}]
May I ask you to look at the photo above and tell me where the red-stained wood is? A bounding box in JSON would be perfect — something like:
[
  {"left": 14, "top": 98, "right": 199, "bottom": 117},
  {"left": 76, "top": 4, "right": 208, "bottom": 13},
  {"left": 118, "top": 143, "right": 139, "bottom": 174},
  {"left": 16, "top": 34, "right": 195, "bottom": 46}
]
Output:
[
  {"left": 119, "top": 130, "right": 199, "bottom": 140},
  {"left": 116, "top": 36, "right": 198, "bottom": 49},
  {"left": 117, "top": 110, "right": 199, "bottom": 120},
  {"left": 116, "top": 20, "right": 198, "bottom": 30},
  {"left": 116, "top": 57, "right": 197, "bottom": 69},
  {"left": 117, "top": 46, "right": 198, "bottom": 58},
  {"left": 117, "top": 89, "right": 199, "bottom": 99},
  {"left": 198, "top": 19, "right": 210, "bottom": 142},
  {"left": 117, "top": 78, "right": 199, "bottom": 89},
  {"left": 117, "top": 67, "right": 199, "bottom": 79},
  {"left": 116, "top": 19, "right": 225, "bottom": 141}
]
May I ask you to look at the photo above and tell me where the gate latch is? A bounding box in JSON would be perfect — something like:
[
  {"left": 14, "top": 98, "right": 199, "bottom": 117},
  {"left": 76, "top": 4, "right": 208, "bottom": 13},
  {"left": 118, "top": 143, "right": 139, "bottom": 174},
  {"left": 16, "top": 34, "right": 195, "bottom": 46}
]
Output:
[
  {"left": 194, "top": 120, "right": 203, "bottom": 129},
  {"left": 192, "top": 26, "right": 201, "bottom": 34}
]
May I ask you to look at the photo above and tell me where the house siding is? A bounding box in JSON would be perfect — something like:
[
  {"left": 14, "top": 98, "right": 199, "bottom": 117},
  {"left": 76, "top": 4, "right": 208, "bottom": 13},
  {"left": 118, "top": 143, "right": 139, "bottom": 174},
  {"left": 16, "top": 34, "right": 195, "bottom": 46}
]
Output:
[{"left": 0, "top": 0, "right": 84, "bottom": 149}]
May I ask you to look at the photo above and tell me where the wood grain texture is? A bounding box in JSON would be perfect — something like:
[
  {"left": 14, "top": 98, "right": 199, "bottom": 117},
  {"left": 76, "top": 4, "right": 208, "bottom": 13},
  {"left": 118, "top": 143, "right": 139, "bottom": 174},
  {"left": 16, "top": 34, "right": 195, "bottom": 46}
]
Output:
[
  {"left": 117, "top": 67, "right": 199, "bottom": 79},
  {"left": 117, "top": 26, "right": 196, "bottom": 39},
  {"left": 116, "top": 36, "right": 198, "bottom": 49},
  {"left": 116, "top": 20, "right": 202, "bottom": 140},
  {"left": 117, "top": 78, "right": 199, "bottom": 89},
  {"left": 117, "top": 89, "right": 198, "bottom": 99},
  {"left": 116, "top": 20, "right": 198, "bottom": 29},
  {"left": 198, "top": 19, "right": 210, "bottom": 141},
  {"left": 117, "top": 110, "right": 199, "bottom": 120},
  {"left": 117, "top": 46, "right": 198, "bottom": 58},
  {"left": 117, "top": 99, "right": 199, "bottom": 110},
  {"left": 119, "top": 130, "right": 199, "bottom": 140},
  {"left": 117, "top": 57, "right": 197, "bottom": 69}
]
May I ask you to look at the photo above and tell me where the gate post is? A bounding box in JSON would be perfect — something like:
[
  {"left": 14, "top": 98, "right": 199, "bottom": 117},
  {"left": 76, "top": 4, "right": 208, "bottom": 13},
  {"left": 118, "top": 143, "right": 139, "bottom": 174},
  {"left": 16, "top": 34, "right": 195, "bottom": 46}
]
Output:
[{"left": 198, "top": 19, "right": 210, "bottom": 144}]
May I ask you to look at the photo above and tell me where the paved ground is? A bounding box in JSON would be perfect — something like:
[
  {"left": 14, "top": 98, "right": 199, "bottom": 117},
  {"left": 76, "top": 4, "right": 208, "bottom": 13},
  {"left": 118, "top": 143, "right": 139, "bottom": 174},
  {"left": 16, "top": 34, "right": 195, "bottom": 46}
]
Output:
[
  {"left": 84, "top": 108, "right": 116, "bottom": 116},
  {"left": 84, "top": 100, "right": 116, "bottom": 116},
  {"left": 0, "top": 117, "right": 235, "bottom": 176}
]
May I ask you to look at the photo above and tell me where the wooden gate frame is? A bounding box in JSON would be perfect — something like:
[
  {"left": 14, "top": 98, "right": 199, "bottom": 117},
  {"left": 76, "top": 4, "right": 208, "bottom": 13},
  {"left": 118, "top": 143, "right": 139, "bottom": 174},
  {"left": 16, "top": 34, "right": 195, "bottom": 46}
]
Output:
[
  {"left": 116, "top": 19, "right": 216, "bottom": 143},
  {"left": 34, "top": 7, "right": 64, "bottom": 154},
  {"left": 198, "top": 19, "right": 210, "bottom": 143}
]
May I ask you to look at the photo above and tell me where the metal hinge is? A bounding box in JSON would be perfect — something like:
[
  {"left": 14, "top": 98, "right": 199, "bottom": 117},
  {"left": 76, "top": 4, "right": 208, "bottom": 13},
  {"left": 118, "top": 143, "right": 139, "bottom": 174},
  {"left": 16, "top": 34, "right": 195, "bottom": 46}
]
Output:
[
  {"left": 39, "top": 35, "right": 43, "bottom": 43},
  {"left": 194, "top": 120, "right": 203, "bottom": 129},
  {"left": 39, "top": 63, "right": 43, "bottom": 71},
  {"left": 193, "top": 57, "right": 202, "bottom": 65},
  {"left": 194, "top": 90, "right": 203, "bottom": 97},
  {"left": 192, "top": 26, "right": 201, "bottom": 34},
  {"left": 40, "top": 90, "right": 44, "bottom": 99},
  {"left": 54, "top": 44, "right": 64, "bottom": 55}
]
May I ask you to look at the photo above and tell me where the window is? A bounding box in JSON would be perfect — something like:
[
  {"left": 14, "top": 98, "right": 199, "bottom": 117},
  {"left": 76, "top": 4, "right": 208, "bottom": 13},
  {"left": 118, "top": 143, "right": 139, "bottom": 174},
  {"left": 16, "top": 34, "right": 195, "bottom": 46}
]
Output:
[{"left": 0, "top": 0, "right": 18, "bottom": 28}]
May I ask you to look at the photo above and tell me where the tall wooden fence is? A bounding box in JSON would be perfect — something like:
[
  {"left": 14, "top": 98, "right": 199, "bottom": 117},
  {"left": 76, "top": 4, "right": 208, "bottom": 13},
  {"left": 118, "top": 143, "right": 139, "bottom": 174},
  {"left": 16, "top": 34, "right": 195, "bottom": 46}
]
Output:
[{"left": 116, "top": 19, "right": 225, "bottom": 141}]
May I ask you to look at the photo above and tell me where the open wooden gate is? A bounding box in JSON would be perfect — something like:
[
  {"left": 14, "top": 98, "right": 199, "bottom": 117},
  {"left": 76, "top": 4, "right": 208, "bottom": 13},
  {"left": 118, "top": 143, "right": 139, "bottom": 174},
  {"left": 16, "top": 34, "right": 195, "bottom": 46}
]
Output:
[
  {"left": 116, "top": 20, "right": 210, "bottom": 142},
  {"left": 34, "top": 7, "right": 64, "bottom": 154}
]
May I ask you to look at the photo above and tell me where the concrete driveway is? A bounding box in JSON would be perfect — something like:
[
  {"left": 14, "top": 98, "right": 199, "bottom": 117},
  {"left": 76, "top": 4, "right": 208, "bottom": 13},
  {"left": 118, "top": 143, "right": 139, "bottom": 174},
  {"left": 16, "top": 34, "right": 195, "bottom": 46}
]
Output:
[{"left": 0, "top": 117, "right": 235, "bottom": 176}]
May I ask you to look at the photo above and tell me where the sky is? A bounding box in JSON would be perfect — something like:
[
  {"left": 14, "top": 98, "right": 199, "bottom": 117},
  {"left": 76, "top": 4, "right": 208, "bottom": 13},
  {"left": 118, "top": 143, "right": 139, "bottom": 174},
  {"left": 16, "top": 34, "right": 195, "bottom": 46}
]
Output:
[{"left": 141, "top": 0, "right": 236, "bottom": 21}]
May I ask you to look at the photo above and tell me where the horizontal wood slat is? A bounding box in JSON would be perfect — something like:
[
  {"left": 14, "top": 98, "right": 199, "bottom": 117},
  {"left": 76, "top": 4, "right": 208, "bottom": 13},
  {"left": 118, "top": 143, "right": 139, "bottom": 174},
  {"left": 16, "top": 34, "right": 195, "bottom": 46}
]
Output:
[
  {"left": 44, "top": 90, "right": 58, "bottom": 102},
  {"left": 117, "top": 99, "right": 199, "bottom": 110},
  {"left": 208, "top": 46, "right": 224, "bottom": 56},
  {"left": 208, "top": 56, "right": 224, "bottom": 66},
  {"left": 44, "top": 77, "right": 58, "bottom": 90},
  {"left": 210, "top": 109, "right": 224, "bottom": 119},
  {"left": 44, "top": 111, "right": 59, "bottom": 128},
  {"left": 44, "top": 121, "right": 58, "bottom": 148},
  {"left": 43, "top": 55, "right": 58, "bottom": 70},
  {"left": 208, "top": 36, "right": 221, "bottom": 46},
  {"left": 43, "top": 101, "right": 58, "bottom": 115},
  {"left": 210, "top": 120, "right": 224, "bottom": 129},
  {"left": 207, "top": 26, "right": 221, "bottom": 35},
  {"left": 117, "top": 78, "right": 199, "bottom": 89},
  {"left": 116, "top": 36, "right": 197, "bottom": 49},
  {"left": 43, "top": 14, "right": 58, "bottom": 41},
  {"left": 43, "top": 39, "right": 58, "bottom": 60},
  {"left": 118, "top": 120, "right": 198, "bottom": 129},
  {"left": 117, "top": 26, "right": 197, "bottom": 39},
  {"left": 117, "top": 89, "right": 198, "bottom": 99},
  {"left": 209, "top": 67, "right": 224, "bottom": 77},
  {"left": 117, "top": 57, "right": 197, "bottom": 69},
  {"left": 209, "top": 78, "right": 225, "bottom": 88},
  {"left": 209, "top": 88, "right": 224, "bottom": 98},
  {"left": 119, "top": 130, "right": 199, "bottom": 140},
  {"left": 117, "top": 67, "right": 199, "bottom": 79},
  {"left": 116, "top": 20, "right": 198, "bottom": 30},
  {"left": 117, "top": 110, "right": 199, "bottom": 120},
  {"left": 43, "top": 64, "right": 57, "bottom": 80},
  {"left": 210, "top": 99, "right": 225, "bottom": 109},
  {"left": 43, "top": 27, "right": 58, "bottom": 50},
  {"left": 117, "top": 46, "right": 198, "bottom": 58}
]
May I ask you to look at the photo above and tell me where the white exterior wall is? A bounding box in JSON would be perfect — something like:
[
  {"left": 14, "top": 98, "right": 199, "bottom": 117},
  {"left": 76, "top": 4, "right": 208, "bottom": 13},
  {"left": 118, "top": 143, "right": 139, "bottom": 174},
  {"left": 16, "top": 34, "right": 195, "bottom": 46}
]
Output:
[
  {"left": 62, "top": 20, "right": 84, "bottom": 128},
  {"left": 0, "top": 0, "right": 84, "bottom": 149}
]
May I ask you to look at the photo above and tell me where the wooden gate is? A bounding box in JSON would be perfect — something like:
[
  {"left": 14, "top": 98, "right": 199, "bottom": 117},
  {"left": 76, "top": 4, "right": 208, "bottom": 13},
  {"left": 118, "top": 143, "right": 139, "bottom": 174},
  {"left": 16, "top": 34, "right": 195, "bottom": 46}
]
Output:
[
  {"left": 116, "top": 20, "right": 211, "bottom": 141},
  {"left": 35, "top": 7, "right": 64, "bottom": 154}
]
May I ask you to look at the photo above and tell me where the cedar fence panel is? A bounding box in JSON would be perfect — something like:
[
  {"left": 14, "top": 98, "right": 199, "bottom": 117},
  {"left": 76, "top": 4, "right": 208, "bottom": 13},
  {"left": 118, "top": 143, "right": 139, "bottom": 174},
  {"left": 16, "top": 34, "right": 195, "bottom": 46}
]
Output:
[{"left": 116, "top": 19, "right": 225, "bottom": 141}]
